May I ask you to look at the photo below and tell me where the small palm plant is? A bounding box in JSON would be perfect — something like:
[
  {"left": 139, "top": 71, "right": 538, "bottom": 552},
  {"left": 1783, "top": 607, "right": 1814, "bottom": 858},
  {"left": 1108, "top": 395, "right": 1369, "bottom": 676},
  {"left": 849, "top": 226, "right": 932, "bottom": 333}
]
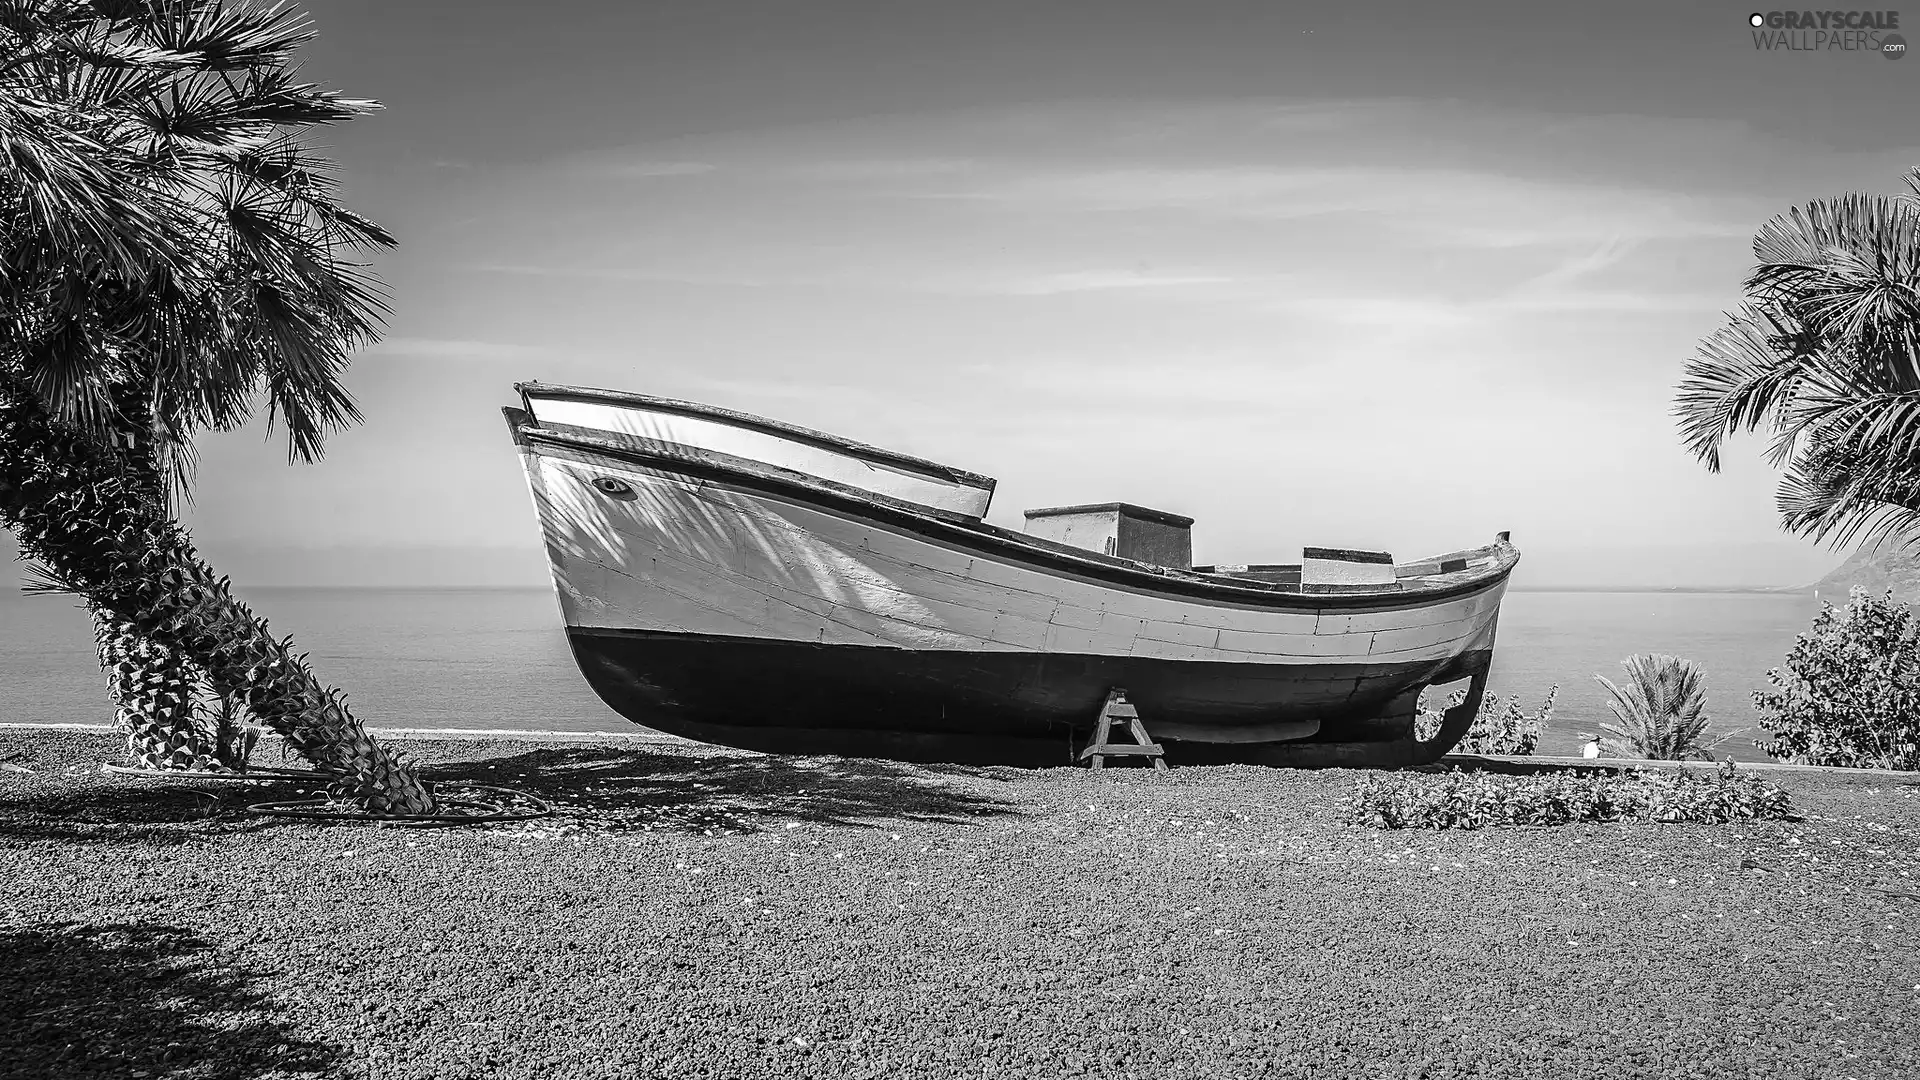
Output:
[
  {"left": 203, "top": 693, "right": 264, "bottom": 771},
  {"left": 1594, "top": 654, "right": 1715, "bottom": 761}
]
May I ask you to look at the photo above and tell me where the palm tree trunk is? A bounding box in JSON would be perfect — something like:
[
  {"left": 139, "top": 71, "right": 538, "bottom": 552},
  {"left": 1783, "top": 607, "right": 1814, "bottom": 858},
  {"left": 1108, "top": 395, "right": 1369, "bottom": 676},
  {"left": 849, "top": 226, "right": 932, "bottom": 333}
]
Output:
[
  {"left": 90, "top": 604, "right": 224, "bottom": 770},
  {"left": 80, "top": 388, "right": 223, "bottom": 770},
  {"left": 0, "top": 372, "right": 435, "bottom": 813}
]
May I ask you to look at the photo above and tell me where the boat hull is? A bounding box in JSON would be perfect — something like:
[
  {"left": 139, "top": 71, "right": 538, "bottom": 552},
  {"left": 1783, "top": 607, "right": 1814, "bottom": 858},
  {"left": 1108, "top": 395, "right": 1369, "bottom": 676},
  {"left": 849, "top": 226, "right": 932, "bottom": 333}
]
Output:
[
  {"left": 567, "top": 626, "right": 1493, "bottom": 766},
  {"left": 509, "top": 409, "right": 1513, "bottom": 767}
]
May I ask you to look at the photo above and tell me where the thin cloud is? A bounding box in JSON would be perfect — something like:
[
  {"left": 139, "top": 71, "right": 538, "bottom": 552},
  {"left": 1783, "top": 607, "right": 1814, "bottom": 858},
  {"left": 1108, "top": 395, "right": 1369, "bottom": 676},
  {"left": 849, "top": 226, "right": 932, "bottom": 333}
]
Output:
[
  {"left": 905, "top": 163, "right": 1758, "bottom": 246},
  {"left": 974, "top": 270, "right": 1242, "bottom": 296},
  {"left": 469, "top": 260, "right": 1248, "bottom": 299},
  {"left": 358, "top": 337, "right": 552, "bottom": 359},
  {"left": 1489, "top": 237, "right": 1734, "bottom": 314},
  {"left": 462, "top": 98, "right": 1777, "bottom": 322},
  {"left": 786, "top": 157, "right": 980, "bottom": 181},
  {"left": 566, "top": 160, "right": 717, "bottom": 179},
  {"left": 1494, "top": 290, "right": 1733, "bottom": 314},
  {"left": 466, "top": 263, "right": 777, "bottom": 288}
]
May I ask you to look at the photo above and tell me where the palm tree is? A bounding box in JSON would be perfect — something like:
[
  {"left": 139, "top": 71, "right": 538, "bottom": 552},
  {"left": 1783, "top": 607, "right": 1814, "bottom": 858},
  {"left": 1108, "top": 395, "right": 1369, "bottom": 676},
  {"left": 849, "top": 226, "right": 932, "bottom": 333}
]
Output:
[
  {"left": 0, "top": 1, "right": 432, "bottom": 812},
  {"left": 1675, "top": 169, "right": 1920, "bottom": 551},
  {"left": 31, "top": 376, "right": 231, "bottom": 772},
  {"left": 1593, "top": 654, "right": 1715, "bottom": 761}
]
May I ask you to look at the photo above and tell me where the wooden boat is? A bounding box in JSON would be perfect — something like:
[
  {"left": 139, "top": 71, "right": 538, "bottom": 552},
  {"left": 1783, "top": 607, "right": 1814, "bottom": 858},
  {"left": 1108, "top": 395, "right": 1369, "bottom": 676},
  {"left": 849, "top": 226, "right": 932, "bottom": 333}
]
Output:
[{"left": 504, "top": 383, "right": 1519, "bottom": 768}]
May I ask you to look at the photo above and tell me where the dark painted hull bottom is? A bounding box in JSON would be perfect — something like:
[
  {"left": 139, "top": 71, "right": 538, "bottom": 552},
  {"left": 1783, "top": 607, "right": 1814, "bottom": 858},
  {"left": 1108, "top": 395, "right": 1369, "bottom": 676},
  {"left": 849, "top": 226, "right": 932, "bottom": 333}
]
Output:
[{"left": 567, "top": 629, "right": 1492, "bottom": 768}]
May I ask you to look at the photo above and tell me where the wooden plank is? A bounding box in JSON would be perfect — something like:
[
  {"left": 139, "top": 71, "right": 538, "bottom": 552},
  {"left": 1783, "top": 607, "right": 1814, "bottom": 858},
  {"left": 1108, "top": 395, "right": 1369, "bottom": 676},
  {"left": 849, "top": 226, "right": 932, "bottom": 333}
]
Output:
[
  {"left": 1079, "top": 744, "right": 1163, "bottom": 758},
  {"left": 1129, "top": 638, "right": 1220, "bottom": 663},
  {"left": 986, "top": 612, "right": 1051, "bottom": 651},
  {"left": 860, "top": 533, "right": 980, "bottom": 579},
  {"left": 1134, "top": 621, "right": 1222, "bottom": 650},
  {"left": 1048, "top": 604, "right": 1106, "bottom": 632},
  {"left": 1367, "top": 626, "right": 1480, "bottom": 662},
  {"left": 1217, "top": 628, "right": 1372, "bottom": 658},
  {"left": 1303, "top": 547, "right": 1398, "bottom": 588},
  {"left": 1096, "top": 611, "right": 1146, "bottom": 640},
  {"left": 1314, "top": 590, "right": 1500, "bottom": 637},
  {"left": 1043, "top": 624, "right": 1109, "bottom": 654},
  {"left": 1301, "top": 546, "right": 1394, "bottom": 564},
  {"left": 1147, "top": 603, "right": 1320, "bottom": 637}
]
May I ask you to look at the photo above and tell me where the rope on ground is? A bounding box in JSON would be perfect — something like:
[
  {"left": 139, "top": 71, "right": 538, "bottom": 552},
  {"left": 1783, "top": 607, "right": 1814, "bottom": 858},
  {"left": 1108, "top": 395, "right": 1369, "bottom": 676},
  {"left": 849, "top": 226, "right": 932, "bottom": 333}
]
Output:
[
  {"left": 244, "top": 784, "right": 553, "bottom": 828},
  {"left": 102, "top": 762, "right": 330, "bottom": 780}
]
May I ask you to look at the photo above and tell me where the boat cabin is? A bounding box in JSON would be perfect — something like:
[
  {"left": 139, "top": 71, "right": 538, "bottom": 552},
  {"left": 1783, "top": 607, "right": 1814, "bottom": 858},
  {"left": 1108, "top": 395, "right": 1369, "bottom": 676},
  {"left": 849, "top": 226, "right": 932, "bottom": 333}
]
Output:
[{"left": 1022, "top": 503, "right": 1194, "bottom": 569}]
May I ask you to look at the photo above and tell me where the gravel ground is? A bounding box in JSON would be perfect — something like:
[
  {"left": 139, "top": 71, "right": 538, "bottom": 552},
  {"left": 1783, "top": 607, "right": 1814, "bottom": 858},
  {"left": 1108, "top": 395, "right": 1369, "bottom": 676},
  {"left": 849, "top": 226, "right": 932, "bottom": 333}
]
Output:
[{"left": 2, "top": 729, "right": 1917, "bottom": 1080}]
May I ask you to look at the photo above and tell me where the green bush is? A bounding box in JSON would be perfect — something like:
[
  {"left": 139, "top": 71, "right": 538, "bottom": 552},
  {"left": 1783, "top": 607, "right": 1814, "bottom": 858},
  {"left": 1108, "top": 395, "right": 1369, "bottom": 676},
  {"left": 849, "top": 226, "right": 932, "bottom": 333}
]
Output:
[
  {"left": 1414, "top": 686, "right": 1555, "bottom": 755},
  {"left": 1755, "top": 587, "right": 1920, "bottom": 771},
  {"left": 1344, "top": 763, "right": 1795, "bottom": 830}
]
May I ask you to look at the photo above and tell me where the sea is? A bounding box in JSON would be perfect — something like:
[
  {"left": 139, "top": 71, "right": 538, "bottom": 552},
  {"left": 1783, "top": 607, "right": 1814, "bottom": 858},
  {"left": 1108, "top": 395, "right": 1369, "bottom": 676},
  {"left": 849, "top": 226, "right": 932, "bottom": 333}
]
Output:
[{"left": 0, "top": 587, "right": 1829, "bottom": 762}]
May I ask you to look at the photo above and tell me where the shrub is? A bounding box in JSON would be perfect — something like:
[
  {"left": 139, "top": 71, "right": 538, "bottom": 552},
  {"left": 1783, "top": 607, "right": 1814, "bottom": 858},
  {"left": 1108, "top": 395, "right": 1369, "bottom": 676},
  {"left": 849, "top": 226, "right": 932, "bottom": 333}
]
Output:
[
  {"left": 1414, "top": 686, "right": 1556, "bottom": 755},
  {"left": 1754, "top": 588, "right": 1920, "bottom": 771},
  {"left": 1344, "top": 763, "right": 1795, "bottom": 830},
  {"left": 1594, "top": 654, "right": 1715, "bottom": 760}
]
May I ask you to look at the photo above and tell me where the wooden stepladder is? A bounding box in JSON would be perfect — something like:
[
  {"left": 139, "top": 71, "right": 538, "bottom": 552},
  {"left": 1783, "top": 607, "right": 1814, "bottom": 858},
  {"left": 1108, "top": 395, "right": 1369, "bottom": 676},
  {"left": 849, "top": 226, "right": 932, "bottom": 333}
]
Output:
[{"left": 1080, "top": 688, "right": 1167, "bottom": 770}]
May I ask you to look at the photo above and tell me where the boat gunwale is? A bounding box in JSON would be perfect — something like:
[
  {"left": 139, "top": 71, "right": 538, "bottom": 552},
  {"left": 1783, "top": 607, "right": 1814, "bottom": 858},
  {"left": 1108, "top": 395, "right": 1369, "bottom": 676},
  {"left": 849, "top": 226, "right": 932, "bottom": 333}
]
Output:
[
  {"left": 516, "top": 381, "right": 998, "bottom": 493},
  {"left": 508, "top": 411, "right": 1522, "bottom": 614}
]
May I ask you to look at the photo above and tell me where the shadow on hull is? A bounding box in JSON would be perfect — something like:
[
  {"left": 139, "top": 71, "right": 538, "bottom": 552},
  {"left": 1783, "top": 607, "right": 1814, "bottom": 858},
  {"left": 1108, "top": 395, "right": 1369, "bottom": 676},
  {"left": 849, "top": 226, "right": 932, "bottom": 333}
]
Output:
[{"left": 567, "top": 628, "right": 1491, "bottom": 769}]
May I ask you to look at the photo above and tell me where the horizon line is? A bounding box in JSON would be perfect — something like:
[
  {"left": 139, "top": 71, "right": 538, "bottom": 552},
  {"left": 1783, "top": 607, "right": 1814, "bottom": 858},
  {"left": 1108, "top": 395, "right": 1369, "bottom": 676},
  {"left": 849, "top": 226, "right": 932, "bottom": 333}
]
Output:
[{"left": 5, "top": 583, "right": 1823, "bottom": 595}]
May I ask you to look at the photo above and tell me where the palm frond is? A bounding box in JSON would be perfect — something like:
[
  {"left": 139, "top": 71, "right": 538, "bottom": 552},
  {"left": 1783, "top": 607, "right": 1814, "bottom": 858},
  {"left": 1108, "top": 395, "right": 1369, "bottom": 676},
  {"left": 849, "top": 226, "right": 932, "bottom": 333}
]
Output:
[
  {"left": 1775, "top": 441, "right": 1920, "bottom": 552},
  {"left": 1774, "top": 388, "right": 1920, "bottom": 472},
  {"left": 1680, "top": 170, "right": 1920, "bottom": 549},
  {"left": 142, "top": 0, "right": 317, "bottom": 71},
  {"left": 228, "top": 64, "right": 379, "bottom": 127},
  {"left": 1749, "top": 195, "right": 1920, "bottom": 394},
  {"left": 17, "top": 559, "right": 77, "bottom": 596},
  {"left": 0, "top": 91, "right": 182, "bottom": 282},
  {"left": 149, "top": 428, "right": 199, "bottom": 510},
  {"left": 3, "top": 0, "right": 394, "bottom": 484},
  {"left": 214, "top": 138, "right": 396, "bottom": 248},
  {"left": 1674, "top": 306, "right": 1820, "bottom": 470},
  {"left": 248, "top": 281, "right": 361, "bottom": 462},
  {"left": 18, "top": 316, "right": 119, "bottom": 434}
]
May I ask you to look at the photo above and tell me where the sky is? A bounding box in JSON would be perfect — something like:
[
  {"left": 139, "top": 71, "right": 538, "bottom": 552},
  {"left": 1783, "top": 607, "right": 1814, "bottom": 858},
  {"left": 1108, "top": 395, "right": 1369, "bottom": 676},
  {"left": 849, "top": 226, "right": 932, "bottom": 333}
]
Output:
[{"left": 6, "top": 0, "right": 1918, "bottom": 589}]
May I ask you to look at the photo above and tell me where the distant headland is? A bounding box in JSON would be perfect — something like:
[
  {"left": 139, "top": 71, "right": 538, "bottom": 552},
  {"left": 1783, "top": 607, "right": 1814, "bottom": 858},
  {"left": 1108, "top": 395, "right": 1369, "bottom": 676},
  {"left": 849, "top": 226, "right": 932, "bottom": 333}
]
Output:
[{"left": 1799, "top": 543, "right": 1920, "bottom": 603}]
